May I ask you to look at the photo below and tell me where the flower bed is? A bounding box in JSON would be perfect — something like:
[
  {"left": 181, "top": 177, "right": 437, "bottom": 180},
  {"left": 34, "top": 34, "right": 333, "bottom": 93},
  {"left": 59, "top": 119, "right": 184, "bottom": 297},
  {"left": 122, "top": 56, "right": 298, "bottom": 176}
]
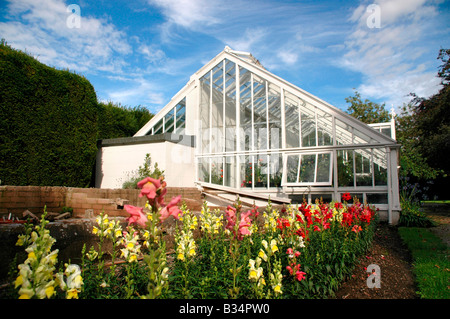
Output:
[{"left": 9, "top": 178, "right": 377, "bottom": 299}]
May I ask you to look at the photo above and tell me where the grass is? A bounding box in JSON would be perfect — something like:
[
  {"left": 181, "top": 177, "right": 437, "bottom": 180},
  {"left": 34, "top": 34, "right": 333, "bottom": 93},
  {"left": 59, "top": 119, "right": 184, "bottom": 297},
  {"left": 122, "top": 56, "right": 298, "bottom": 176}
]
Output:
[
  {"left": 421, "top": 200, "right": 450, "bottom": 204},
  {"left": 398, "top": 227, "right": 450, "bottom": 299}
]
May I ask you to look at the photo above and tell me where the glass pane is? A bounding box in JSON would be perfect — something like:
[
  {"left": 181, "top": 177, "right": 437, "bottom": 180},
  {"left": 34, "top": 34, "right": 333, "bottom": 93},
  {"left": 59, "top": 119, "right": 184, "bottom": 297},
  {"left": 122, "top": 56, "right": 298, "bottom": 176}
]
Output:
[
  {"left": 355, "top": 150, "right": 372, "bottom": 186},
  {"left": 211, "top": 63, "right": 224, "bottom": 153},
  {"left": 381, "top": 127, "right": 392, "bottom": 138},
  {"left": 225, "top": 60, "right": 236, "bottom": 152},
  {"left": 269, "top": 153, "right": 282, "bottom": 188},
  {"left": 224, "top": 155, "right": 236, "bottom": 187},
  {"left": 198, "top": 157, "right": 210, "bottom": 183},
  {"left": 337, "top": 150, "right": 354, "bottom": 187},
  {"left": 255, "top": 154, "right": 268, "bottom": 188},
  {"left": 211, "top": 157, "right": 223, "bottom": 185},
  {"left": 373, "top": 148, "right": 387, "bottom": 186},
  {"left": 240, "top": 155, "right": 252, "bottom": 188},
  {"left": 153, "top": 118, "right": 163, "bottom": 135},
  {"left": 164, "top": 108, "right": 174, "bottom": 133},
  {"left": 268, "top": 83, "right": 281, "bottom": 149},
  {"left": 284, "top": 91, "right": 300, "bottom": 148},
  {"left": 299, "top": 154, "right": 315, "bottom": 183},
  {"left": 353, "top": 128, "right": 372, "bottom": 144},
  {"left": 341, "top": 193, "right": 363, "bottom": 204},
  {"left": 367, "top": 193, "right": 388, "bottom": 204},
  {"left": 253, "top": 74, "right": 267, "bottom": 150},
  {"left": 239, "top": 67, "right": 252, "bottom": 151},
  {"left": 317, "top": 108, "right": 333, "bottom": 146},
  {"left": 335, "top": 119, "right": 353, "bottom": 145},
  {"left": 301, "top": 104, "right": 316, "bottom": 147},
  {"left": 286, "top": 154, "right": 299, "bottom": 183},
  {"left": 175, "top": 98, "right": 186, "bottom": 134},
  {"left": 200, "top": 72, "right": 210, "bottom": 153},
  {"left": 311, "top": 193, "right": 332, "bottom": 204},
  {"left": 316, "top": 153, "right": 331, "bottom": 183}
]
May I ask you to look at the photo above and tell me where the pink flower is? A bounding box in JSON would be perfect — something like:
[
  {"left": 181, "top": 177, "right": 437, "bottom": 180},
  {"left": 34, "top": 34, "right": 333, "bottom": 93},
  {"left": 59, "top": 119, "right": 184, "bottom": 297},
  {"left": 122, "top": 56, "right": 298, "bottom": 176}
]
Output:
[
  {"left": 286, "top": 248, "right": 294, "bottom": 256},
  {"left": 137, "top": 177, "right": 161, "bottom": 200},
  {"left": 225, "top": 206, "right": 253, "bottom": 240},
  {"left": 238, "top": 211, "right": 252, "bottom": 236},
  {"left": 159, "top": 195, "right": 182, "bottom": 222},
  {"left": 225, "top": 205, "right": 237, "bottom": 231},
  {"left": 295, "top": 271, "right": 306, "bottom": 281},
  {"left": 294, "top": 251, "right": 301, "bottom": 258},
  {"left": 124, "top": 205, "right": 148, "bottom": 227}
]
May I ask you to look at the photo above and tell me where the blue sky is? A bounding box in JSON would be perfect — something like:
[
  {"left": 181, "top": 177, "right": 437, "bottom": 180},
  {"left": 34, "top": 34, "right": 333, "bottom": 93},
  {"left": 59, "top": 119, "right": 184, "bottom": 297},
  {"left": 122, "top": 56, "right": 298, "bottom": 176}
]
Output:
[{"left": 1, "top": 0, "right": 449, "bottom": 114}]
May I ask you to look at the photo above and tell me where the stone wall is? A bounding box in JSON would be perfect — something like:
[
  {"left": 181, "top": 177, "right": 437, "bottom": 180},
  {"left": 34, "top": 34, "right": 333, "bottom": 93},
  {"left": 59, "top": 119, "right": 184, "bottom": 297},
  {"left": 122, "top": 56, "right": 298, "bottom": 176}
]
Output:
[{"left": 0, "top": 185, "right": 203, "bottom": 219}]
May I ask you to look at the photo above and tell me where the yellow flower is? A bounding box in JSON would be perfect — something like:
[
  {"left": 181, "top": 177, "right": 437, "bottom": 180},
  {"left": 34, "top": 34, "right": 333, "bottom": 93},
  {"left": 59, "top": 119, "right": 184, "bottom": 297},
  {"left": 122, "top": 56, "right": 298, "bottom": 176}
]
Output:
[
  {"left": 129, "top": 254, "right": 137, "bottom": 263},
  {"left": 93, "top": 226, "right": 98, "bottom": 234},
  {"left": 189, "top": 248, "right": 196, "bottom": 257},
  {"left": 258, "top": 249, "right": 267, "bottom": 262},
  {"left": 67, "top": 288, "right": 79, "bottom": 299},
  {"left": 270, "top": 239, "right": 278, "bottom": 253},
  {"left": 19, "top": 293, "right": 31, "bottom": 299},
  {"left": 177, "top": 253, "right": 185, "bottom": 261},
  {"left": 16, "top": 237, "right": 24, "bottom": 246},
  {"left": 45, "top": 285, "right": 55, "bottom": 298},
  {"left": 15, "top": 275, "right": 23, "bottom": 288},
  {"left": 27, "top": 251, "right": 36, "bottom": 262},
  {"left": 273, "top": 285, "right": 282, "bottom": 294}
]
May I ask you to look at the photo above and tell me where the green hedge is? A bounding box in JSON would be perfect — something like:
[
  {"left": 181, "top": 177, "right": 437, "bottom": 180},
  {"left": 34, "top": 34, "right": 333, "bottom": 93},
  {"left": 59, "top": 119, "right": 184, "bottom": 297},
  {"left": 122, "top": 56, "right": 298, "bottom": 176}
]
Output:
[
  {"left": 0, "top": 41, "right": 154, "bottom": 187},
  {"left": 0, "top": 41, "right": 100, "bottom": 187}
]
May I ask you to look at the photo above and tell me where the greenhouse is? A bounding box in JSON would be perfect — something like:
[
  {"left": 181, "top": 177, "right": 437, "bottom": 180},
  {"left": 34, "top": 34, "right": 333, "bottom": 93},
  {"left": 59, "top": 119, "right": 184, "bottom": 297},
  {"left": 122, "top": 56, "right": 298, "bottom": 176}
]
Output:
[{"left": 99, "top": 46, "right": 401, "bottom": 224}]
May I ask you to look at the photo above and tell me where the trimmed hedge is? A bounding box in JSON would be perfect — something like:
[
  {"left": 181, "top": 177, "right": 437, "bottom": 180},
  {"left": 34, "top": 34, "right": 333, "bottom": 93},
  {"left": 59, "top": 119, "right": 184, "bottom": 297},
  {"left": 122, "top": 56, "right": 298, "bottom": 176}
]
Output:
[{"left": 0, "top": 41, "right": 153, "bottom": 187}]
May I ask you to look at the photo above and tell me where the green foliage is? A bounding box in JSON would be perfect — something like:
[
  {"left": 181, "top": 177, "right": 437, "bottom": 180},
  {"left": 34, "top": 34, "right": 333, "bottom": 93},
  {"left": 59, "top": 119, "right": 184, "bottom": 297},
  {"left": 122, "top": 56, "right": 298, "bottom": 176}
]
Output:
[
  {"left": 0, "top": 40, "right": 99, "bottom": 187},
  {"left": 0, "top": 40, "right": 154, "bottom": 187},
  {"left": 398, "top": 227, "right": 450, "bottom": 299},
  {"left": 97, "top": 101, "right": 153, "bottom": 139},
  {"left": 122, "top": 153, "right": 165, "bottom": 189},
  {"left": 394, "top": 49, "right": 450, "bottom": 199},
  {"left": 345, "top": 90, "right": 391, "bottom": 124},
  {"left": 398, "top": 182, "right": 435, "bottom": 227}
]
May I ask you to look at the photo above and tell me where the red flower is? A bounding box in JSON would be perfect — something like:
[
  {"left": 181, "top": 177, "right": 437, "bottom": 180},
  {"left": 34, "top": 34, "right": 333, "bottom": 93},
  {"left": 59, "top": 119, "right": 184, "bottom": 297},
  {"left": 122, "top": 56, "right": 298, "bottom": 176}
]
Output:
[
  {"left": 159, "top": 195, "right": 182, "bottom": 222},
  {"left": 342, "top": 192, "right": 351, "bottom": 202},
  {"left": 124, "top": 205, "right": 148, "bottom": 227},
  {"left": 351, "top": 225, "right": 362, "bottom": 233},
  {"left": 313, "top": 225, "right": 321, "bottom": 232},
  {"left": 295, "top": 271, "right": 306, "bottom": 281}
]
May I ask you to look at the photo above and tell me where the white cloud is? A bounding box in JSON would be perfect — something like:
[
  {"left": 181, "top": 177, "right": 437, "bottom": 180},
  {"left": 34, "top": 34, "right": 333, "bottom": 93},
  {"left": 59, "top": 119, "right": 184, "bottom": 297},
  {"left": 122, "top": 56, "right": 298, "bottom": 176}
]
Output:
[
  {"left": 341, "top": 0, "right": 443, "bottom": 109},
  {"left": 147, "top": 0, "right": 221, "bottom": 29},
  {"left": 0, "top": 0, "right": 132, "bottom": 74},
  {"left": 107, "top": 77, "right": 166, "bottom": 110}
]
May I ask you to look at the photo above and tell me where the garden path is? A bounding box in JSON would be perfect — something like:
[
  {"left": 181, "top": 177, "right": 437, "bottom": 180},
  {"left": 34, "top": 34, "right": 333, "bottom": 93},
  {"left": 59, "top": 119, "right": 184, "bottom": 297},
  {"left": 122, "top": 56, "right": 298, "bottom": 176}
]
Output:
[{"left": 333, "top": 206, "right": 450, "bottom": 299}]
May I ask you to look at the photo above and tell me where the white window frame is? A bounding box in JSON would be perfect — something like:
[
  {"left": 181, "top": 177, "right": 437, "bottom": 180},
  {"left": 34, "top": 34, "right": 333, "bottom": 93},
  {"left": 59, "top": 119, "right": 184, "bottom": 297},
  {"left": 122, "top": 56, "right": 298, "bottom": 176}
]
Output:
[{"left": 282, "top": 151, "right": 333, "bottom": 186}]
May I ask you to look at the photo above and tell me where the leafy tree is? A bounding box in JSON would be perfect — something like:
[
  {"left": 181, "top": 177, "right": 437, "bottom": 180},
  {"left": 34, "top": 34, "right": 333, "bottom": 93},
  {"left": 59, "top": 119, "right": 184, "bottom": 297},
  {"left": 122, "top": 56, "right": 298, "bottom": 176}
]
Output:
[
  {"left": 345, "top": 90, "right": 391, "bottom": 124},
  {"left": 399, "top": 48, "right": 450, "bottom": 199}
]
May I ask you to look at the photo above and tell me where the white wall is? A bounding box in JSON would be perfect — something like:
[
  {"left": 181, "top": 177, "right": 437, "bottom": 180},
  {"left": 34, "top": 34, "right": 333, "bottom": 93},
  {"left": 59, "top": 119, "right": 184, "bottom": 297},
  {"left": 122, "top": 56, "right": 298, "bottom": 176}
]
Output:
[{"left": 96, "top": 140, "right": 195, "bottom": 189}]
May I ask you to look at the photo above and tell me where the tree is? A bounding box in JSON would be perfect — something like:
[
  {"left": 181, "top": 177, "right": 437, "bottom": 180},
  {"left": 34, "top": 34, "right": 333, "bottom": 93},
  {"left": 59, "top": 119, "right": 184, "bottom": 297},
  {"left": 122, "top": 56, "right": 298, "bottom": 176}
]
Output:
[
  {"left": 394, "top": 48, "right": 449, "bottom": 199},
  {"left": 345, "top": 90, "right": 391, "bottom": 124}
]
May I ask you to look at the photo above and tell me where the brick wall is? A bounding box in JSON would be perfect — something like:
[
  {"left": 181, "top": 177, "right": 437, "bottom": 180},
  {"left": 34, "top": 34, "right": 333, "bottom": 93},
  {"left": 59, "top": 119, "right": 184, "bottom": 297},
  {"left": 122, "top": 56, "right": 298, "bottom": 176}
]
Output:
[{"left": 0, "top": 185, "right": 203, "bottom": 219}]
